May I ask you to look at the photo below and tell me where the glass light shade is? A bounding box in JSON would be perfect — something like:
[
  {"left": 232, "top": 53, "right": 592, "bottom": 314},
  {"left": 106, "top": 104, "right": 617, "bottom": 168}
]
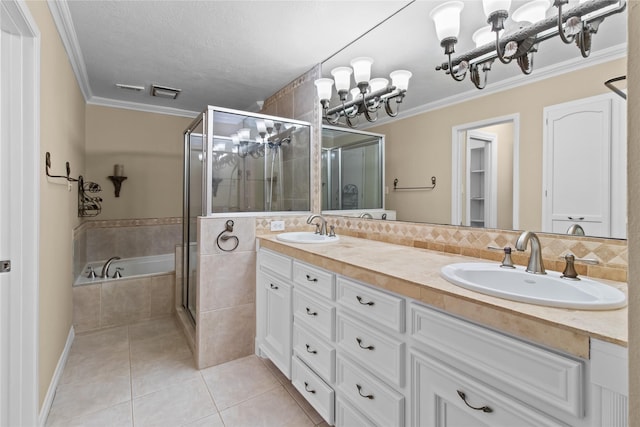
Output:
[
  {"left": 264, "top": 119, "right": 274, "bottom": 130},
  {"left": 238, "top": 128, "right": 251, "bottom": 141},
  {"left": 472, "top": 26, "right": 495, "bottom": 47},
  {"left": 231, "top": 134, "right": 240, "bottom": 145},
  {"left": 350, "top": 88, "right": 362, "bottom": 100},
  {"left": 350, "top": 57, "right": 374, "bottom": 84},
  {"left": 256, "top": 120, "right": 266, "bottom": 134},
  {"left": 430, "top": 1, "right": 464, "bottom": 41},
  {"left": 512, "top": 0, "right": 550, "bottom": 23},
  {"left": 314, "top": 78, "right": 333, "bottom": 101},
  {"left": 390, "top": 70, "right": 412, "bottom": 91},
  {"left": 369, "top": 78, "right": 389, "bottom": 93},
  {"left": 331, "top": 66, "right": 353, "bottom": 91},
  {"left": 482, "top": 0, "right": 511, "bottom": 17}
]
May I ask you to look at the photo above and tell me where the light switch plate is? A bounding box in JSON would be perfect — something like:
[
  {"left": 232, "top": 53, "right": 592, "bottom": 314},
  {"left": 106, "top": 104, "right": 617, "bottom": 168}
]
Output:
[{"left": 270, "top": 220, "right": 285, "bottom": 231}]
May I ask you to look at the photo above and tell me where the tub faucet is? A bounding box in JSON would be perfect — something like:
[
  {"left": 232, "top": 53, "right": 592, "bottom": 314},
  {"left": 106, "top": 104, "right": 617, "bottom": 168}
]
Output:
[
  {"left": 515, "top": 231, "right": 546, "bottom": 275},
  {"left": 101, "top": 256, "right": 121, "bottom": 278},
  {"left": 307, "top": 214, "right": 327, "bottom": 235},
  {"left": 359, "top": 212, "right": 373, "bottom": 219}
]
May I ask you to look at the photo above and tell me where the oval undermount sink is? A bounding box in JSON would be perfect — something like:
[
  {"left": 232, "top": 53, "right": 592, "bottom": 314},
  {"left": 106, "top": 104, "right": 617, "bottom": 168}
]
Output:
[
  {"left": 440, "top": 262, "right": 627, "bottom": 310},
  {"left": 276, "top": 231, "right": 340, "bottom": 244}
]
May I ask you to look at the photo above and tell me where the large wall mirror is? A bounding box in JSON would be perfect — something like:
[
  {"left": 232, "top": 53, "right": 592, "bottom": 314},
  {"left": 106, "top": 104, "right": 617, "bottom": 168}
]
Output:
[{"left": 319, "top": 0, "right": 628, "bottom": 240}]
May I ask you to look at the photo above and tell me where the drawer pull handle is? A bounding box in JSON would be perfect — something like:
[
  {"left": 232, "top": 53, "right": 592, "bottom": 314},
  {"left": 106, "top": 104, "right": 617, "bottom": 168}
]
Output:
[
  {"left": 304, "top": 382, "right": 316, "bottom": 394},
  {"left": 356, "top": 384, "right": 374, "bottom": 400},
  {"left": 568, "top": 216, "right": 585, "bottom": 221},
  {"left": 305, "top": 344, "right": 317, "bottom": 354},
  {"left": 306, "top": 274, "right": 318, "bottom": 282},
  {"left": 305, "top": 307, "right": 318, "bottom": 316},
  {"left": 270, "top": 283, "right": 279, "bottom": 290},
  {"left": 457, "top": 390, "right": 493, "bottom": 413},
  {"left": 356, "top": 296, "right": 375, "bottom": 306},
  {"left": 356, "top": 337, "right": 375, "bottom": 351}
]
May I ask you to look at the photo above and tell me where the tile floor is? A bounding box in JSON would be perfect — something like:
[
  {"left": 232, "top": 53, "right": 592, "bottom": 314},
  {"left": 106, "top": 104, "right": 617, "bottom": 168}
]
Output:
[{"left": 46, "top": 316, "right": 328, "bottom": 427}]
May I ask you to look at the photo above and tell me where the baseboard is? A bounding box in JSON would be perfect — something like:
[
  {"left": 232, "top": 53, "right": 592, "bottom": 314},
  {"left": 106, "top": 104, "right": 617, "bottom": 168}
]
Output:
[{"left": 38, "top": 325, "right": 75, "bottom": 426}]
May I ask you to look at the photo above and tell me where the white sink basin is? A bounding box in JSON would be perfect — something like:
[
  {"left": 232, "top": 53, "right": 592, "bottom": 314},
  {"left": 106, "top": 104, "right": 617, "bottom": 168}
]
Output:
[
  {"left": 276, "top": 232, "right": 340, "bottom": 244},
  {"left": 440, "top": 262, "right": 626, "bottom": 310}
]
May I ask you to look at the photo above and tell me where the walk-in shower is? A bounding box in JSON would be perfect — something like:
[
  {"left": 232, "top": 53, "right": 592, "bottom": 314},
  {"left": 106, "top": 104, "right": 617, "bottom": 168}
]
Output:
[{"left": 182, "top": 106, "right": 311, "bottom": 322}]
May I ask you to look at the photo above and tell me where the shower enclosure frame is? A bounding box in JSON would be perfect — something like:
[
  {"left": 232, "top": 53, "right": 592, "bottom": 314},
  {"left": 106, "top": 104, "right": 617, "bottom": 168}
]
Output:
[{"left": 182, "top": 105, "right": 313, "bottom": 324}]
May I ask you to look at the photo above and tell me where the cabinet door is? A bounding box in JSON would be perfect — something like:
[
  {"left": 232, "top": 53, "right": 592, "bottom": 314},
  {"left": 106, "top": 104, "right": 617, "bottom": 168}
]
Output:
[
  {"left": 260, "top": 273, "right": 292, "bottom": 378},
  {"left": 412, "top": 351, "right": 568, "bottom": 427}
]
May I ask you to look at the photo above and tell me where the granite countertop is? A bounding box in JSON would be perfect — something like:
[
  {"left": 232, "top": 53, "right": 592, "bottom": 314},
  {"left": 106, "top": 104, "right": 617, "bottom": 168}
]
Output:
[{"left": 258, "top": 234, "right": 628, "bottom": 359}]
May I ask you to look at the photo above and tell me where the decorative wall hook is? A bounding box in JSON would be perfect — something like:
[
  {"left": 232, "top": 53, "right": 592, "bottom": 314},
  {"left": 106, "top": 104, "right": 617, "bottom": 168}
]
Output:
[{"left": 45, "top": 151, "right": 79, "bottom": 182}]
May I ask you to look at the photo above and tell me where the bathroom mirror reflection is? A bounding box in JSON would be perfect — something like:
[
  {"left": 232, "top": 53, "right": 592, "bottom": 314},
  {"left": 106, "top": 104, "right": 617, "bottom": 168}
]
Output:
[
  {"left": 319, "top": 1, "right": 627, "bottom": 240},
  {"left": 321, "top": 126, "right": 385, "bottom": 214}
]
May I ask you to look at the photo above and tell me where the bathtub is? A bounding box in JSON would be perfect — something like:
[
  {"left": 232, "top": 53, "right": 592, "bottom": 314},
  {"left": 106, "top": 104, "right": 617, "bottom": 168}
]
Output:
[{"left": 74, "top": 253, "right": 175, "bottom": 287}]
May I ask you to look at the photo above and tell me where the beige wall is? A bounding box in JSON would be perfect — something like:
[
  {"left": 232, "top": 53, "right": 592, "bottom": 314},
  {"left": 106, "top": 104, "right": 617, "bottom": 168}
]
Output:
[
  {"left": 85, "top": 105, "right": 194, "bottom": 220},
  {"left": 372, "top": 58, "right": 626, "bottom": 229},
  {"left": 27, "top": 1, "right": 87, "bottom": 408},
  {"left": 628, "top": 1, "right": 639, "bottom": 425}
]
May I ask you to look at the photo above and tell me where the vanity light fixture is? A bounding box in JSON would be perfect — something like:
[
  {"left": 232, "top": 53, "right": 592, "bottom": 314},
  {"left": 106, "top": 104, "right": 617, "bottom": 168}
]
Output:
[
  {"left": 431, "top": 0, "right": 626, "bottom": 90},
  {"left": 314, "top": 57, "right": 412, "bottom": 128}
]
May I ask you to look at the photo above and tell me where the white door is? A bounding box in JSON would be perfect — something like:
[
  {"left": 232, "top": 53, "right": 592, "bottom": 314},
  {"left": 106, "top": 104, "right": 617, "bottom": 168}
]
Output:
[
  {"left": 543, "top": 95, "right": 623, "bottom": 238},
  {"left": 0, "top": 2, "right": 39, "bottom": 425}
]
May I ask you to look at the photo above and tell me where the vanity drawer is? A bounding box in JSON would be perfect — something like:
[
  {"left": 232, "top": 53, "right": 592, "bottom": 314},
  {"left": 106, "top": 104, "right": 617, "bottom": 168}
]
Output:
[
  {"left": 337, "top": 277, "right": 405, "bottom": 333},
  {"left": 410, "top": 303, "right": 584, "bottom": 418},
  {"left": 293, "top": 288, "right": 335, "bottom": 342},
  {"left": 336, "top": 314, "right": 405, "bottom": 388},
  {"left": 293, "top": 323, "right": 335, "bottom": 383},
  {"left": 293, "top": 261, "right": 335, "bottom": 300},
  {"left": 259, "top": 249, "right": 292, "bottom": 280},
  {"left": 335, "top": 397, "right": 376, "bottom": 427},
  {"left": 292, "top": 356, "right": 334, "bottom": 425},
  {"left": 336, "top": 355, "right": 404, "bottom": 427}
]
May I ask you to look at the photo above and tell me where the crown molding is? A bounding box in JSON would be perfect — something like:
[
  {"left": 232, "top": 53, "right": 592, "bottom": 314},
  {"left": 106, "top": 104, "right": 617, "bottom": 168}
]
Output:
[
  {"left": 366, "top": 43, "right": 627, "bottom": 128},
  {"left": 87, "top": 96, "right": 200, "bottom": 118},
  {"left": 47, "top": 0, "right": 91, "bottom": 101}
]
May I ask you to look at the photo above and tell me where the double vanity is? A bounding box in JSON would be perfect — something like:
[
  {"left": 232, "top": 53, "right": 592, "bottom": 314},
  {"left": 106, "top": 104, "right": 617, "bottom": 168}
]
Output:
[{"left": 255, "top": 231, "right": 628, "bottom": 427}]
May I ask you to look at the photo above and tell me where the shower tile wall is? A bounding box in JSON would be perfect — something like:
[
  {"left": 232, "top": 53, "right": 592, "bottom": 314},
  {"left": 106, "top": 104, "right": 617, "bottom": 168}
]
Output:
[{"left": 195, "top": 217, "right": 256, "bottom": 369}]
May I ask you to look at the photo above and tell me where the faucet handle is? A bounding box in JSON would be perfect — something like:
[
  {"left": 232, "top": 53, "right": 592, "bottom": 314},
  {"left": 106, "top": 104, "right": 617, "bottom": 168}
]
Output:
[
  {"left": 559, "top": 253, "right": 599, "bottom": 280},
  {"left": 86, "top": 267, "right": 97, "bottom": 279},
  {"left": 328, "top": 225, "right": 336, "bottom": 238},
  {"left": 558, "top": 253, "right": 599, "bottom": 265},
  {"left": 487, "top": 246, "right": 515, "bottom": 269},
  {"left": 314, "top": 223, "right": 321, "bottom": 234},
  {"left": 112, "top": 267, "right": 124, "bottom": 279}
]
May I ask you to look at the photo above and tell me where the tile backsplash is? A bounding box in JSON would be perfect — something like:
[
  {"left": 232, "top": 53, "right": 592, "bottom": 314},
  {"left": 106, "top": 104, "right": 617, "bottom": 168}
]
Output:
[{"left": 255, "top": 215, "right": 628, "bottom": 282}]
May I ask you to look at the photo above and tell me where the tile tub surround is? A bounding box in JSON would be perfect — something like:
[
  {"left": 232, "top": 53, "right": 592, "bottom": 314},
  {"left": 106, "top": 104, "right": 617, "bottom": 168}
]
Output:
[
  {"left": 73, "top": 217, "right": 182, "bottom": 278},
  {"left": 195, "top": 217, "right": 257, "bottom": 369},
  {"left": 255, "top": 215, "right": 628, "bottom": 282},
  {"left": 258, "top": 234, "right": 628, "bottom": 359},
  {"left": 72, "top": 273, "right": 175, "bottom": 333}
]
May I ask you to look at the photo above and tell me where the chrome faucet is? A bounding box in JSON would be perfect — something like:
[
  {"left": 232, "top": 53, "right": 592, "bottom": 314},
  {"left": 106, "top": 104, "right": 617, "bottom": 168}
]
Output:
[
  {"left": 306, "top": 214, "right": 327, "bottom": 236},
  {"left": 100, "top": 256, "right": 121, "bottom": 278},
  {"left": 566, "top": 224, "right": 585, "bottom": 236},
  {"left": 359, "top": 212, "right": 373, "bottom": 219},
  {"left": 515, "top": 231, "right": 546, "bottom": 274}
]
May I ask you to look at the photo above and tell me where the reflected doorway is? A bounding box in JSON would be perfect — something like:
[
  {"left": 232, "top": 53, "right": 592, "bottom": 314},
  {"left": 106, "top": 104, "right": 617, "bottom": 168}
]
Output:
[{"left": 452, "top": 114, "right": 520, "bottom": 230}]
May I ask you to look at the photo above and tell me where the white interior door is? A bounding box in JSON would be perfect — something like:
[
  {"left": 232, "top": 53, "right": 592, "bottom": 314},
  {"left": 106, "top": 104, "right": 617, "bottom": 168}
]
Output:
[
  {"left": 465, "top": 131, "right": 497, "bottom": 229},
  {"left": 543, "top": 95, "right": 615, "bottom": 237},
  {"left": 0, "top": 2, "right": 39, "bottom": 425}
]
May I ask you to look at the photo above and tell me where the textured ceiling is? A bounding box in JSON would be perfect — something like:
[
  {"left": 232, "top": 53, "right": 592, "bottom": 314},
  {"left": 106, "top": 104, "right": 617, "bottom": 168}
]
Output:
[{"left": 62, "top": 0, "right": 627, "bottom": 118}]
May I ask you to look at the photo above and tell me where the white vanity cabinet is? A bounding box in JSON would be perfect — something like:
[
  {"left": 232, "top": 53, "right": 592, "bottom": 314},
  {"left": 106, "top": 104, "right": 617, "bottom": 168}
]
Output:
[{"left": 256, "top": 243, "right": 629, "bottom": 427}]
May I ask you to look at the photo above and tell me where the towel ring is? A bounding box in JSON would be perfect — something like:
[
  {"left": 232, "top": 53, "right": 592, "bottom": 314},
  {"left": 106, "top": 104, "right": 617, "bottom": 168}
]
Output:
[{"left": 216, "top": 220, "right": 239, "bottom": 252}]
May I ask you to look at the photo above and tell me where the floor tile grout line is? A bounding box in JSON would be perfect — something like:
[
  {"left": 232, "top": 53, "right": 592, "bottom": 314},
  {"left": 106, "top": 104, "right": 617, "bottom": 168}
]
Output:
[
  {"left": 197, "top": 370, "right": 226, "bottom": 426},
  {"left": 128, "top": 325, "right": 136, "bottom": 427}
]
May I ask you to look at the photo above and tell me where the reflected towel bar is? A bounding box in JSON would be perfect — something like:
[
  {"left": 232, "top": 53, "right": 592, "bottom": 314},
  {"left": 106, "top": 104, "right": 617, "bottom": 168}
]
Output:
[{"left": 393, "top": 176, "right": 436, "bottom": 191}]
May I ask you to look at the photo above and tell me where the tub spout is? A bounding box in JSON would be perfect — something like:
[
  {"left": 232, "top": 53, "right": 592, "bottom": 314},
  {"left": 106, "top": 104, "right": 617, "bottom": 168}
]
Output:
[{"left": 101, "top": 256, "right": 121, "bottom": 278}]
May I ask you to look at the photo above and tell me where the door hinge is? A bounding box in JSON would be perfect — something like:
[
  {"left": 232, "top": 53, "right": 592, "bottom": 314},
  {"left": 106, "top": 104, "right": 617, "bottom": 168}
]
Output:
[{"left": 1, "top": 260, "right": 10, "bottom": 273}]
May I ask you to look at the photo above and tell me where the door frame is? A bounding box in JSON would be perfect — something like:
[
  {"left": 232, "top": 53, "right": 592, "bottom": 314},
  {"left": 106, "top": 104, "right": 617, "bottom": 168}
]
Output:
[
  {"left": 451, "top": 114, "right": 520, "bottom": 229},
  {"left": 1, "top": 1, "right": 40, "bottom": 425},
  {"left": 465, "top": 130, "right": 498, "bottom": 228}
]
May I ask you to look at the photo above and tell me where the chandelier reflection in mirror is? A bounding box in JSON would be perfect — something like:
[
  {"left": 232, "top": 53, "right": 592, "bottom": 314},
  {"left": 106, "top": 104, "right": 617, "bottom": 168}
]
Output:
[
  {"left": 314, "top": 57, "right": 412, "bottom": 128},
  {"left": 430, "top": 0, "right": 626, "bottom": 90},
  {"left": 228, "top": 120, "right": 295, "bottom": 159}
]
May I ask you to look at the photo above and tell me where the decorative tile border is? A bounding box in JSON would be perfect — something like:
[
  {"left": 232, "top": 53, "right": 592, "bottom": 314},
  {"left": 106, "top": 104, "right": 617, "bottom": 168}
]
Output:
[{"left": 256, "top": 215, "right": 628, "bottom": 282}]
